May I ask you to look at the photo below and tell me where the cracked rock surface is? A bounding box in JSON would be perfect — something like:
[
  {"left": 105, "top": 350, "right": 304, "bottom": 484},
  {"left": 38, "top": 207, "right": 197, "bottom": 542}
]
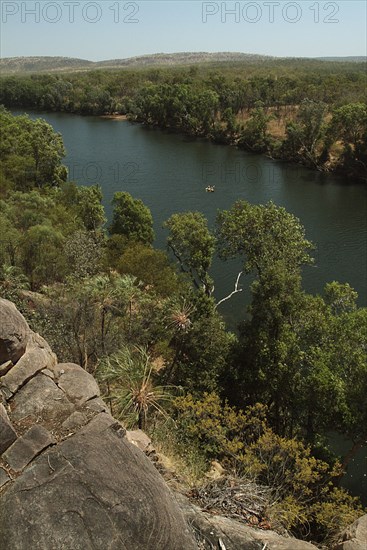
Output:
[{"left": 0, "top": 299, "right": 197, "bottom": 550}]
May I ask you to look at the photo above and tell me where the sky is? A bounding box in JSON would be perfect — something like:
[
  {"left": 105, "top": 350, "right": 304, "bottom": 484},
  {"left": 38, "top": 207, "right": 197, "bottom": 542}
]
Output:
[{"left": 1, "top": 0, "right": 366, "bottom": 60}]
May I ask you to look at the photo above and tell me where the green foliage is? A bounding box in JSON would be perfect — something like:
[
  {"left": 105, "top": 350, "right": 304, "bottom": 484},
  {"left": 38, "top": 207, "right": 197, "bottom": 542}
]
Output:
[
  {"left": 26, "top": 272, "right": 167, "bottom": 370},
  {"left": 248, "top": 435, "right": 364, "bottom": 541},
  {"left": 0, "top": 111, "right": 109, "bottom": 291},
  {"left": 60, "top": 182, "right": 106, "bottom": 231},
  {"left": 0, "top": 212, "right": 21, "bottom": 266},
  {"left": 171, "top": 393, "right": 363, "bottom": 542},
  {"left": 117, "top": 241, "right": 181, "bottom": 297},
  {"left": 20, "top": 224, "right": 66, "bottom": 288},
  {"left": 97, "top": 346, "right": 176, "bottom": 429},
  {"left": 1, "top": 58, "right": 366, "bottom": 116},
  {"left": 330, "top": 102, "right": 367, "bottom": 150},
  {"left": 0, "top": 264, "right": 29, "bottom": 302},
  {"left": 0, "top": 108, "right": 67, "bottom": 191},
  {"left": 281, "top": 99, "right": 328, "bottom": 168},
  {"left": 110, "top": 191, "right": 155, "bottom": 245},
  {"left": 173, "top": 393, "right": 267, "bottom": 467},
  {"left": 328, "top": 102, "right": 367, "bottom": 179},
  {"left": 241, "top": 429, "right": 338, "bottom": 499},
  {"left": 165, "top": 212, "right": 215, "bottom": 295},
  {"left": 226, "top": 266, "right": 305, "bottom": 429},
  {"left": 0, "top": 185, "right": 105, "bottom": 289},
  {"left": 238, "top": 101, "right": 274, "bottom": 153},
  {"left": 64, "top": 230, "right": 104, "bottom": 279},
  {"left": 324, "top": 281, "right": 358, "bottom": 315},
  {"left": 310, "top": 487, "right": 364, "bottom": 545},
  {"left": 169, "top": 310, "right": 234, "bottom": 394},
  {"left": 103, "top": 234, "right": 129, "bottom": 269},
  {"left": 216, "top": 200, "right": 313, "bottom": 276},
  {"left": 131, "top": 83, "right": 219, "bottom": 136}
]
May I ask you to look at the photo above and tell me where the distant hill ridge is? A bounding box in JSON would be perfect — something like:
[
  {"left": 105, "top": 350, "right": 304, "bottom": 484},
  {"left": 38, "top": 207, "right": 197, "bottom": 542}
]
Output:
[{"left": 1, "top": 52, "right": 366, "bottom": 74}]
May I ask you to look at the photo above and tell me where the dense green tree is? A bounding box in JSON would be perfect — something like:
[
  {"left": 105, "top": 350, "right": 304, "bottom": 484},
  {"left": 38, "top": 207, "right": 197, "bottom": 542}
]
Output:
[
  {"left": 226, "top": 265, "right": 305, "bottom": 433},
  {"left": 109, "top": 191, "right": 155, "bottom": 245},
  {"left": 64, "top": 230, "right": 104, "bottom": 279},
  {"left": 103, "top": 234, "right": 129, "bottom": 269},
  {"left": 117, "top": 242, "right": 181, "bottom": 297},
  {"left": 226, "top": 273, "right": 367, "bottom": 456},
  {"left": 0, "top": 211, "right": 21, "bottom": 266},
  {"left": 0, "top": 108, "right": 67, "bottom": 189},
  {"left": 326, "top": 305, "right": 367, "bottom": 467},
  {"left": 170, "top": 311, "right": 233, "bottom": 393},
  {"left": 324, "top": 281, "right": 358, "bottom": 315},
  {"left": 20, "top": 224, "right": 66, "bottom": 288},
  {"left": 216, "top": 200, "right": 313, "bottom": 277},
  {"left": 165, "top": 212, "right": 216, "bottom": 295},
  {"left": 281, "top": 99, "right": 328, "bottom": 168},
  {"left": 328, "top": 103, "right": 367, "bottom": 178},
  {"left": 75, "top": 185, "right": 106, "bottom": 231},
  {"left": 330, "top": 103, "right": 367, "bottom": 151},
  {"left": 238, "top": 101, "right": 274, "bottom": 153}
]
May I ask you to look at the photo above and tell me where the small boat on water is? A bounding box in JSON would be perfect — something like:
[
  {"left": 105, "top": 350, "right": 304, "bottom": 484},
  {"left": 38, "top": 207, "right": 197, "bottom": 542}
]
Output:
[{"left": 205, "top": 185, "right": 215, "bottom": 192}]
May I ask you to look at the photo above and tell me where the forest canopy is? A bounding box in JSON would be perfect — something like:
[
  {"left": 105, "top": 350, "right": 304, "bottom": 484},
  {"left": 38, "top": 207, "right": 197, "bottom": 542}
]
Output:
[{"left": 1, "top": 57, "right": 366, "bottom": 180}]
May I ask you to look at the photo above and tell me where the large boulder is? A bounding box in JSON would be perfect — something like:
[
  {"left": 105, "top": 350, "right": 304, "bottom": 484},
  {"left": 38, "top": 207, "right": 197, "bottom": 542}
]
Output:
[
  {"left": 0, "top": 413, "right": 197, "bottom": 550},
  {"left": 333, "top": 514, "right": 367, "bottom": 550},
  {"left": 0, "top": 299, "right": 29, "bottom": 365}
]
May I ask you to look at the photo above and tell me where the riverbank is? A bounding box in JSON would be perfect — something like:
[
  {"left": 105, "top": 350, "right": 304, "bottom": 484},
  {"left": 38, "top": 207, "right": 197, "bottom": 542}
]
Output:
[
  {"left": 125, "top": 114, "right": 366, "bottom": 184},
  {"left": 100, "top": 114, "right": 128, "bottom": 121}
]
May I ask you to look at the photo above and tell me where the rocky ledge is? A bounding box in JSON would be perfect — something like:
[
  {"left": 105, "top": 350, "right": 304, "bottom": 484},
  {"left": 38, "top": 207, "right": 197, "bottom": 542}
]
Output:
[{"left": 0, "top": 298, "right": 365, "bottom": 549}]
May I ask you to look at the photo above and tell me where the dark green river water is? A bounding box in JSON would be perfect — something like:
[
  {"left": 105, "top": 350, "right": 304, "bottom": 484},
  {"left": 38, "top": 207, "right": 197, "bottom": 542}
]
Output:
[{"left": 13, "top": 110, "right": 367, "bottom": 503}]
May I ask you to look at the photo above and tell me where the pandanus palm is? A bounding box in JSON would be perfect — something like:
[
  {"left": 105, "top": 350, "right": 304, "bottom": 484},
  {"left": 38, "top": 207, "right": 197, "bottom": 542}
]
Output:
[{"left": 97, "top": 345, "right": 175, "bottom": 430}]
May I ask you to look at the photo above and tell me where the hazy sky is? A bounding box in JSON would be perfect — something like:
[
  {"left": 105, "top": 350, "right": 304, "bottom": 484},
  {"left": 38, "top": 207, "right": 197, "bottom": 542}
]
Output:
[{"left": 1, "top": 0, "right": 366, "bottom": 60}]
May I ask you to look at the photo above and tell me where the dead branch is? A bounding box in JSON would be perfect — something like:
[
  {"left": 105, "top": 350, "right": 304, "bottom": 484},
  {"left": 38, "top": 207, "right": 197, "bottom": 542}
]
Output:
[{"left": 215, "top": 272, "right": 243, "bottom": 308}]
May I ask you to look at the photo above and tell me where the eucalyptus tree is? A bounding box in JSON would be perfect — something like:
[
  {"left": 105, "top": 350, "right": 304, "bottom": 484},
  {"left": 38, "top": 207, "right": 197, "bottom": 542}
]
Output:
[
  {"left": 165, "top": 212, "right": 216, "bottom": 296},
  {"left": 0, "top": 108, "right": 67, "bottom": 189},
  {"left": 281, "top": 99, "right": 328, "bottom": 169},
  {"left": 216, "top": 200, "right": 314, "bottom": 432},
  {"left": 110, "top": 192, "right": 155, "bottom": 245},
  {"left": 328, "top": 102, "right": 367, "bottom": 178}
]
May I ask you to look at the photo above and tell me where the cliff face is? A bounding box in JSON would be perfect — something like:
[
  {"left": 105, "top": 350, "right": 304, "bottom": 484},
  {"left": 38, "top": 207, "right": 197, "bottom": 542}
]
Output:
[{"left": 0, "top": 298, "right": 197, "bottom": 550}]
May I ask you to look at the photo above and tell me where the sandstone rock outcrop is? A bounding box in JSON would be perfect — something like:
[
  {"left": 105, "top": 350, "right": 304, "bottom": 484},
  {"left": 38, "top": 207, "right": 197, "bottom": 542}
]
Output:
[
  {"left": 0, "top": 298, "right": 29, "bottom": 365},
  {"left": 0, "top": 298, "right": 197, "bottom": 550},
  {"left": 333, "top": 514, "right": 367, "bottom": 550}
]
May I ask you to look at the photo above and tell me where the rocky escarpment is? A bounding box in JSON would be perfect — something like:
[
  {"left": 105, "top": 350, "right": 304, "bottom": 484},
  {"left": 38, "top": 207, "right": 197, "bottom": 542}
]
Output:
[{"left": 0, "top": 298, "right": 197, "bottom": 549}]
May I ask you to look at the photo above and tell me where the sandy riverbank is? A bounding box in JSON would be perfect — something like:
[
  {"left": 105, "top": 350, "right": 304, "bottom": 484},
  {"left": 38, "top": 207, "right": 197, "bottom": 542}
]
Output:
[{"left": 100, "top": 114, "right": 128, "bottom": 120}]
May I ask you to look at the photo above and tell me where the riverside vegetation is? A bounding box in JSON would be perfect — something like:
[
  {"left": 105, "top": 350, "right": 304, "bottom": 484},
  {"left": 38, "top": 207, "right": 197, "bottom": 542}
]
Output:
[
  {"left": 0, "top": 106, "right": 366, "bottom": 546},
  {"left": 0, "top": 57, "right": 366, "bottom": 181}
]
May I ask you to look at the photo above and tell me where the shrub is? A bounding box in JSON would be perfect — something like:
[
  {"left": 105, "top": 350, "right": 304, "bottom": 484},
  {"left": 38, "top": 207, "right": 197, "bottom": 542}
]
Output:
[{"left": 173, "top": 392, "right": 267, "bottom": 471}]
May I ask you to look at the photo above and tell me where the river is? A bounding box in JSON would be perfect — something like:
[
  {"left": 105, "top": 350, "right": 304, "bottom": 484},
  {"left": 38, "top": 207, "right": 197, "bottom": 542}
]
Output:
[{"left": 12, "top": 110, "right": 367, "bottom": 503}]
